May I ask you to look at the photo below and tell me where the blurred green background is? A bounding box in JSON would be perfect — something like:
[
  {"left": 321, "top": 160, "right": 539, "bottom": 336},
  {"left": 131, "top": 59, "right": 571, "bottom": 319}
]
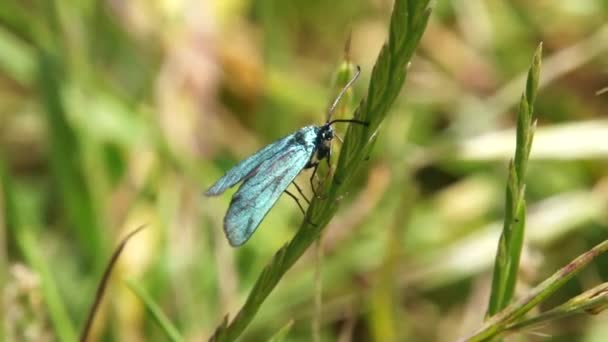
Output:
[{"left": 1, "top": 0, "right": 608, "bottom": 341}]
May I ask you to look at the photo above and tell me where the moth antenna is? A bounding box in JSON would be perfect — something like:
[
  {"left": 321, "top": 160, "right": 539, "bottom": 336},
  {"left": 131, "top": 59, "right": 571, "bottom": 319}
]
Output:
[
  {"left": 327, "top": 118, "right": 368, "bottom": 127},
  {"left": 326, "top": 65, "right": 361, "bottom": 123}
]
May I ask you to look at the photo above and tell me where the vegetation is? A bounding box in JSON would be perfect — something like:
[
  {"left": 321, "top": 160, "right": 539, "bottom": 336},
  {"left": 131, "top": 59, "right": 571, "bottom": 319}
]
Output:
[{"left": 2, "top": 0, "right": 608, "bottom": 341}]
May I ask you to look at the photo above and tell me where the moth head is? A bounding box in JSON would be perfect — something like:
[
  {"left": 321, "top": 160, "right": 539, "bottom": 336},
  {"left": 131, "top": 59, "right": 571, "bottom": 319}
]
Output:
[{"left": 320, "top": 126, "right": 334, "bottom": 141}]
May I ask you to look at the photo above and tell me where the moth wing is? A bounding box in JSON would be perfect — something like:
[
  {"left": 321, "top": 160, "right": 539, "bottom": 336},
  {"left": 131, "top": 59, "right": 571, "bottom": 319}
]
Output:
[
  {"left": 205, "top": 133, "right": 296, "bottom": 196},
  {"left": 223, "top": 142, "right": 314, "bottom": 246}
]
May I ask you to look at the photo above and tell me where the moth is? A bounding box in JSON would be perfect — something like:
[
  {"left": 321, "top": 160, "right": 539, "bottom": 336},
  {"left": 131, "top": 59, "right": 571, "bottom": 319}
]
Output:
[{"left": 206, "top": 66, "right": 367, "bottom": 246}]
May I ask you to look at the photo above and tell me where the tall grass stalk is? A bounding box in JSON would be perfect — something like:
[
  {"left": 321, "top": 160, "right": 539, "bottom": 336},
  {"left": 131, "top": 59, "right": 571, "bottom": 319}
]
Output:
[{"left": 487, "top": 44, "right": 542, "bottom": 316}]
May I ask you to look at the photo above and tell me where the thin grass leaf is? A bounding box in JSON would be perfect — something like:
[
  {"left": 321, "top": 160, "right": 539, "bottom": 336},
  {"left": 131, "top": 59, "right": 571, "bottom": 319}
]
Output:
[
  {"left": 0, "top": 159, "right": 15, "bottom": 341},
  {"left": 369, "top": 185, "right": 416, "bottom": 341},
  {"left": 18, "top": 229, "right": 79, "bottom": 341},
  {"left": 501, "top": 283, "right": 608, "bottom": 334},
  {"left": 209, "top": 1, "right": 431, "bottom": 341},
  {"left": 487, "top": 43, "right": 542, "bottom": 316},
  {"left": 313, "top": 57, "right": 358, "bottom": 342},
  {"left": 126, "top": 279, "right": 184, "bottom": 342},
  {"left": 268, "top": 319, "right": 294, "bottom": 342},
  {"left": 464, "top": 239, "right": 608, "bottom": 341},
  {"left": 80, "top": 226, "right": 147, "bottom": 342}
]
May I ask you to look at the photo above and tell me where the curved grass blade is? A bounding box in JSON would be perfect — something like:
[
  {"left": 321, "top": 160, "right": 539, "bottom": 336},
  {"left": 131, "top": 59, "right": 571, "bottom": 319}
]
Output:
[{"left": 80, "top": 225, "right": 147, "bottom": 342}]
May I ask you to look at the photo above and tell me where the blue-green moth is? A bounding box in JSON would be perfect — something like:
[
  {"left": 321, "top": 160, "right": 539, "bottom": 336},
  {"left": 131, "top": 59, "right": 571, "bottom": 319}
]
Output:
[{"left": 206, "top": 66, "right": 367, "bottom": 246}]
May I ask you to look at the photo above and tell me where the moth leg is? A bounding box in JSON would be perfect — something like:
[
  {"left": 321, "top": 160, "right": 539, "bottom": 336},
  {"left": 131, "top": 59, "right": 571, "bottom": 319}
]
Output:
[
  {"left": 283, "top": 189, "right": 318, "bottom": 227},
  {"left": 292, "top": 181, "right": 310, "bottom": 205},
  {"left": 284, "top": 189, "right": 307, "bottom": 216},
  {"left": 307, "top": 161, "right": 319, "bottom": 194},
  {"left": 322, "top": 147, "right": 333, "bottom": 186}
]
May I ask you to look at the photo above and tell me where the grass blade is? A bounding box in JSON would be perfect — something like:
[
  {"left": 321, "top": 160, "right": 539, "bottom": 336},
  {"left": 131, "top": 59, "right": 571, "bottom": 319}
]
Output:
[
  {"left": 126, "top": 278, "right": 184, "bottom": 342},
  {"left": 269, "top": 319, "right": 294, "bottom": 342},
  {"left": 487, "top": 43, "right": 542, "bottom": 316}
]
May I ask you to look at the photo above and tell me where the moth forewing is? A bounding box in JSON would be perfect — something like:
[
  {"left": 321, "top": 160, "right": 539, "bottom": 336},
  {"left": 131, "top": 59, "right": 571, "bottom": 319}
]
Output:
[
  {"left": 222, "top": 127, "right": 318, "bottom": 246},
  {"left": 204, "top": 133, "right": 296, "bottom": 196}
]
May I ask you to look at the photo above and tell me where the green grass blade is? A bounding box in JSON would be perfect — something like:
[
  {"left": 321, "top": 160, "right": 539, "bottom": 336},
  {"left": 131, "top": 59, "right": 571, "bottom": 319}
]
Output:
[
  {"left": 268, "top": 320, "right": 294, "bottom": 342},
  {"left": 0, "top": 160, "right": 15, "bottom": 341},
  {"left": 126, "top": 278, "right": 184, "bottom": 342},
  {"left": 18, "top": 228, "right": 79, "bottom": 342},
  {"left": 369, "top": 187, "right": 415, "bottom": 341},
  {"left": 313, "top": 53, "right": 358, "bottom": 341},
  {"left": 487, "top": 43, "right": 542, "bottom": 316},
  {"left": 209, "top": 1, "right": 431, "bottom": 341}
]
